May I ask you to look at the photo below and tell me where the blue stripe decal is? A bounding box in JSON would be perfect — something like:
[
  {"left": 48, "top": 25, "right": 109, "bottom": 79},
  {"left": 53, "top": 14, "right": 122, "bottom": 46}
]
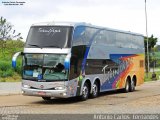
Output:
[{"left": 110, "top": 54, "right": 134, "bottom": 64}]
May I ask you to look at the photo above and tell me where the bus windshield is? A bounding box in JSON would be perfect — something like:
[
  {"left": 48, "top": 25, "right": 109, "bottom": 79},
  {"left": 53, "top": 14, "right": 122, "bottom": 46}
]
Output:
[
  {"left": 23, "top": 54, "right": 68, "bottom": 81},
  {"left": 25, "top": 26, "right": 73, "bottom": 48}
]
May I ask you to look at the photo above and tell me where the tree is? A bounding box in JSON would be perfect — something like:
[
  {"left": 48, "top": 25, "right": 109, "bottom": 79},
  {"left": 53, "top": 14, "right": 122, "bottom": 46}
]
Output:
[
  {"left": 144, "top": 35, "right": 157, "bottom": 53},
  {"left": 0, "top": 16, "right": 22, "bottom": 57},
  {"left": 0, "top": 16, "right": 22, "bottom": 40},
  {"left": 144, "top": 35, "right": 157, "bottom": 71}
]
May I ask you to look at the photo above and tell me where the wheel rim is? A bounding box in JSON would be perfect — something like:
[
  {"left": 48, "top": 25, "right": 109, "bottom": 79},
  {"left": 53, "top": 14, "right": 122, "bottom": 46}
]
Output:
[
  {"left": 131, "top": 80, "right": 135, "bottom": 90},
  {"left": 92, "top": 84, "right": 98, "bottom": 96},
  {"left": 82, "top": 86, "right": 88, "bottom": 98},
  {"left": 126, "top": 81, "right": 129, "bottom": 91}
]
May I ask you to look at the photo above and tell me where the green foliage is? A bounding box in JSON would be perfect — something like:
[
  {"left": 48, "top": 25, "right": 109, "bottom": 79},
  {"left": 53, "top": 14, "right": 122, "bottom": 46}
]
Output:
[
  {"left": 0, "top": 61, "right": 14, "bottom": 77},
  {"left": 0, "top": 40, "right": 24, "bottom": 58},
  {"left": 144, "top": 35, "right": 158, "bottom": 72},
  {"left": 0, "top": 40, "right": 24, "bottom": 80},
  {"left": 144, "top": 35, "right": 157, "bottom": 53},
  {"left": 0, "top": 61, "right": 11, "bottom": 71}
]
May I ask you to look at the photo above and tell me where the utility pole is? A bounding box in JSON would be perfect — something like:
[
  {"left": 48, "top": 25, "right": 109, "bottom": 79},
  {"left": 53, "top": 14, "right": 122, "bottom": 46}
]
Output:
[{"left": 145, "top": 0, "right": 150, "bottom": 77}]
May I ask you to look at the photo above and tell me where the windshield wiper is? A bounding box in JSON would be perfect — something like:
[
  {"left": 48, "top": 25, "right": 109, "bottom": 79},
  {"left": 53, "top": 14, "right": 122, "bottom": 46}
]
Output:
[
  {"left": 43, "top": 45, "right": 61, "bottom": 48},
  {"left": 27, "top": 44, "right": 62, "bottom": 49},
  {"left": 27, "top": 44, "right": 42, "bottom": 48}
]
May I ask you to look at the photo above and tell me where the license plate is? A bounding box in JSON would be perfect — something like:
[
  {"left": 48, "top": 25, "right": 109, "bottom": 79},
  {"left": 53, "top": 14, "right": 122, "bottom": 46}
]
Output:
[{"left": 37, "top": 91, "right": 46, "bottom": 96}]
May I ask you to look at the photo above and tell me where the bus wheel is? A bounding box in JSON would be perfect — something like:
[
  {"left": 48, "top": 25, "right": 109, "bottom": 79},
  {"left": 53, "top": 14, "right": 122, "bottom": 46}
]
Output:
[
  {"left": 129, "top": 80, "right": 135, "bottom": 92},
  {"left": 124, "top": 79, "right": 130, "bottom": 93},
  {"left": 81, "top": 83, "right": 89, "bottom": 101},
  {"left": 42, "top": 97, "right": 51, "bottom": 101},
  {"left": 91, "top": 82, "right": 99, "bottom": 98}
]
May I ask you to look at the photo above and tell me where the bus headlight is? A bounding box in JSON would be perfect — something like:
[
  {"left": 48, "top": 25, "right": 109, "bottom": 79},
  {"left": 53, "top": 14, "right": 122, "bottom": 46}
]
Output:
[
  {"left": 23, "top": 84, "right": 31, "bottom": 88},
  {"left": 55, "top": 86, "right": 64, "bottom": 90}
]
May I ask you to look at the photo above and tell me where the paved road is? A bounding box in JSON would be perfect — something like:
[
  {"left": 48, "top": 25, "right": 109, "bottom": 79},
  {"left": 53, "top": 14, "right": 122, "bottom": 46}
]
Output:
[{"left": 0, "top": 80, "right": 160, "bottom": 115}]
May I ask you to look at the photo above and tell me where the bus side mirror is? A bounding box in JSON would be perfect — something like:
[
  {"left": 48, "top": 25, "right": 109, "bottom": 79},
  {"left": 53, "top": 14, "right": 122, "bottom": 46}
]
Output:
[
  {"left": 64, "top": 53, "right": 71, "bottom": 70},
  {"left": 12, "top": 52, "right": 22, "bottom": 68},
  {"left": 64, "top": 60, "right": 70, "bottom": 70}
]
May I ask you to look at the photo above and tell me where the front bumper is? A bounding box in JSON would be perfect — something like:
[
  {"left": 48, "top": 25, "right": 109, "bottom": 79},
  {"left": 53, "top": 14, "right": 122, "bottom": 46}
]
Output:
[{"left": 22, "top": 87, "right": 68, "bottom": 98}]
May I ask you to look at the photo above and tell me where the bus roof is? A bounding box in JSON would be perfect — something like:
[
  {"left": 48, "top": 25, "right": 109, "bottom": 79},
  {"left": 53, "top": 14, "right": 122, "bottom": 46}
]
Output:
[{"left": 31, "top": 21, "right": 143, "bottom": 36}]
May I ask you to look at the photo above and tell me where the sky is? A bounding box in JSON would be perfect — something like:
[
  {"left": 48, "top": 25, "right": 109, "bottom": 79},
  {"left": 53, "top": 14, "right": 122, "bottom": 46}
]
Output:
[{"left": 0, "top": 0, "right": 160, "bottom": 43}]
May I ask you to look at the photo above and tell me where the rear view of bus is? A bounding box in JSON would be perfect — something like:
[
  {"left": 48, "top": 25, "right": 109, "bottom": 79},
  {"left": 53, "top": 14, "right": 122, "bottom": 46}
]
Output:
[{"left": 12, "top": 22, "right": 145, "bottom": 101}]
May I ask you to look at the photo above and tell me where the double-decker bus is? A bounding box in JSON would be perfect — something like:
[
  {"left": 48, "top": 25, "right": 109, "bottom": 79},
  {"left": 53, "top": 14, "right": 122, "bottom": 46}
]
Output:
[{"left": 12, "top": 22, "right": 144, "bottom": 100}]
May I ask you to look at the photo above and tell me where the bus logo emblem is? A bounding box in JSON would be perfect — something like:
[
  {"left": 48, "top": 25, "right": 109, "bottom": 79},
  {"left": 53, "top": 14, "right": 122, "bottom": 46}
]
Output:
[{"left": 40, "top": 85, "right": 44, "bottom": 89}]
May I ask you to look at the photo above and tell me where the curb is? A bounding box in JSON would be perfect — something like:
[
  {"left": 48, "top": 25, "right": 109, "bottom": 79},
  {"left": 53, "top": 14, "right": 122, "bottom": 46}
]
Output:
[
  {"left": 0, "top": 82, "right": 21, "bottom": 96},
  {"left": 144, "top": 79, "right": 160, "bottom": 84},
  {"left": 0, "top": 92, "right": 21, "bottom": 96}
]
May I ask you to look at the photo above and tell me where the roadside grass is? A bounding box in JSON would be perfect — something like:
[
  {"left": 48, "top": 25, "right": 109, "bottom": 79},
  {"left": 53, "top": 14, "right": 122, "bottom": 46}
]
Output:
[
  {"left": 144, "top": 70, "right": 160, "bottom": 82},
  {"left": 0, "top": 72, "right": 21, "bottom": 82},
  {"left": 0, "top": 58, "right": 22, "bottom": 82}
]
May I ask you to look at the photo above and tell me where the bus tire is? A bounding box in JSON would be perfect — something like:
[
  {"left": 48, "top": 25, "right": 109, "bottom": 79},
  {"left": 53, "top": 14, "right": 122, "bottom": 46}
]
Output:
[
  {"left": 42, "top": 97, "right": 51, "bottom": 101},
  {"left": 81, "top": 83, "right": 89, "bottom": 101},
  {"left": 91, "top": 81, "right": 99, "bottom": 98},
  {"left": 129, "top": 80, "right": 135, "bottom": 92},
  {"left": 124, "top": 79, "right": 130, "bottom": 93}
]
